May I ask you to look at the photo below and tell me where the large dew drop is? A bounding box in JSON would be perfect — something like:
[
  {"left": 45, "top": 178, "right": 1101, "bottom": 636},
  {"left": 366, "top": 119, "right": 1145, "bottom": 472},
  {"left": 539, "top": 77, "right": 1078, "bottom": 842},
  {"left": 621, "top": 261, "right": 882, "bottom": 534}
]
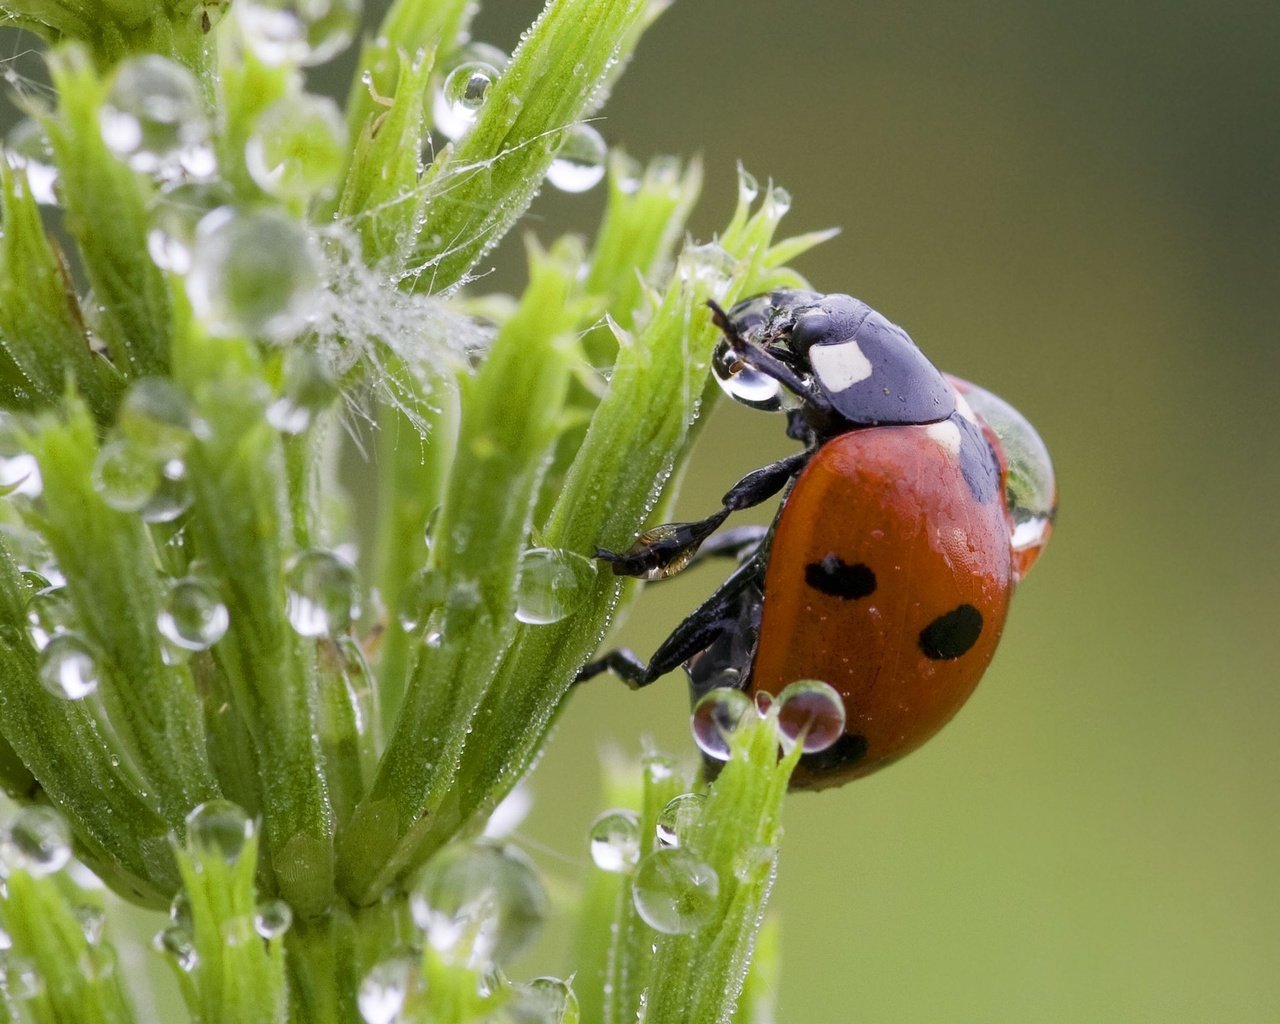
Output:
[
  {"left": 25, "top": 584, "right": 74, "bottom": 651},
  {"left": 3, "top": 806, "right": 72, "bottom": 876},
  {"left": 92, "top": 438, "right": 161, "bottom": 513},
  {"left": 246, "top": 93, "right": 348, "bottom": 201},
  {"left": 588, "top": 809, "right": 641, "bottom": 873},
  {"left": 655, "top": 792, "right": 705, "bottom": 849},
  {"left": 433, "top": 61, "right": 497, "bottom": 141},
  {"left": 266, "top": 349, "right": 338, "bottom": 434},
  {"left": 409, "top": 842, "right": 548, "bottom": 971},
  {"left": 184, "top": 800, "right": 255, "bottom": 864},
  {"left": 775, "top": 679, "right": 846, "bottom": 753},
  {"left": 37, "top": 633, "right": 99, "bottom": 700},
  {"left": 357, "top": 953, "right": 417, "bottom": 1024},
  {"left": 100, "top": 56, "right": 212, "bottom": 177},
  {"left": 285, "top": 549, "right": 359, "bottom": 637},
  {"left": 118, "top": 378, "right": 201, "bottom": 460},
  {"left": 514, "top": 548, "right": 596, "bottom": 625},
  {"left": 4, "top": 119, "right": 58, "bottom": 205},
  {"left": 237, "top": 0, "right": 362, "bottom": 68},
  {"left": 185, "top": 208, "right": 323, "bottom": 343},
  {"left": 547, "top": 124, "right": 607, "bottom": 193},
  {"left": 147, "top": 181, "right": 231, "bottom": 275},
  {"left": 690, "top": 687, "right": 753, "bottom": 761},
  {"left": 631, "top": 847, "right": 719, "bottom": 935},
  {"left": 157, "top": 576, "right": 229, "bottom": 651}
]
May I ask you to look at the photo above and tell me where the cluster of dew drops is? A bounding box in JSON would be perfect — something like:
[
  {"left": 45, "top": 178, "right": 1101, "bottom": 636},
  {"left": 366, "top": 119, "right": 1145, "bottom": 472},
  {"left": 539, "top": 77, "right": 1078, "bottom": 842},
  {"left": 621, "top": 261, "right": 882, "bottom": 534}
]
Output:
[{"left": 0, "top": 0, "right": 631, "bottom": 703}]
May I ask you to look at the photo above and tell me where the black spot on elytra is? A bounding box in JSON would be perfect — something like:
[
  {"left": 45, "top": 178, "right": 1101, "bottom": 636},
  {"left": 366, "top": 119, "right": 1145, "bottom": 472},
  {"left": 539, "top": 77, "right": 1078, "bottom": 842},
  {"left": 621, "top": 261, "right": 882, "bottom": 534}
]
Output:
[
  {"left": 919, "top": 604, "right": 983, "bottom": 660},
  {"left": 804, "top": 554, "right": 876, "bottom": 599},
  {"left": 798, "top": 732, "right": 869, "bottom": 773},
  {"left": 955, "top": 414, "right": 1001, "bottom": 505}
]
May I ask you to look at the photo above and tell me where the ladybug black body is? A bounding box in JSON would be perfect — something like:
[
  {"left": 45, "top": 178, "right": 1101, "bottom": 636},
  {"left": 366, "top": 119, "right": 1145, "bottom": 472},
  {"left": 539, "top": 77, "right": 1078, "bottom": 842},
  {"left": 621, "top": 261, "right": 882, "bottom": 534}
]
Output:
[{"left": 579, "top": 290, "right": 1055, "bottom": 788}]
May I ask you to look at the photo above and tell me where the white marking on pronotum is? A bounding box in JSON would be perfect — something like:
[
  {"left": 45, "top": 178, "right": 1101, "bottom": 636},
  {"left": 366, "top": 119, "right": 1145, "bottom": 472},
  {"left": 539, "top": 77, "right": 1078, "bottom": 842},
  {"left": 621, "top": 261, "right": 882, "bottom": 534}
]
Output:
[
  {"left": 810, "top": 340, "right": 873, "bottom": 391},
  {"left": 926, "top": 419, "right": 963, "bottom": 456}
]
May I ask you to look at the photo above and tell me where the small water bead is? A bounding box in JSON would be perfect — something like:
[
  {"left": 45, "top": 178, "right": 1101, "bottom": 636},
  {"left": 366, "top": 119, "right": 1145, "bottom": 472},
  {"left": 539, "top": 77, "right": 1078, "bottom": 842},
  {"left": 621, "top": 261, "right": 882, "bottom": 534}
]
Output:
[
  {"left": 736, "top": 163, "right": 759, "bottom": 205},
  {"left": 119, "top": 378, "right": 201, "bottom": 459},
  {"left": 25, "top": 585, "right": 72, "bottom": 651},
  {"left": 711, "top": 336, "right": 783, "bottom": 411},
  {"left": 246, "top": 93, "right": 348, "bottom": 200},
  {"left": 38, "top": 633, "right": 99, "bottom": 700},
  {"left": 4, "top": 806, "right": 72, "bottom": 876},
  {"left": 158, "top": 577, "right": 229, "bottom": 651},
  {"left": 547, "top": 124, "right": 607, "bottom": 193},
  {"left": 4, "top": 118, "right": 58, "bottom": 204},
  {"left": 631, "top": 848, "right": 719, "bottom": 935},
  {"left": 266, "top": 349, "right": 338, "bottom": 434},
  {"left": 690, "top": 687, "right": 753, "bottom": 761},
  {"left": 92, "top": 438, "right": 161, "bottom": 512},
  {"left": 100, "top": 56, "right": 211, "bottom": 176},
  {"left": 75, "top": 905, "right": 107, "bottom": 945},
  {"left": 775, "top": 680, "right": 846, "bottom": 754},
  {"left": 153, "top": 925, "right": 199, "bottom": 972},
  {"left": 763, "top": 185, "right": 792, "bottom": 218},
  {"left": 357, "top": 952, "right": 417, "bottom": 1024},
  {"left": 186, "top": 207, "right": 323, "bottom": 343},
  {"left": 655, "top": 793, "right": 705, "bottom": 849},
  {"left": 253, "top": 898, "right": 293, "bottom": 939},
  {"left": 514, "top": 548, "right": 596, "bottom": 625},
  {"left": 953, "top": 379, "right": 1057, "bottom": 579},
  {"left": 409, "top": 841, "right": 547, "bottom": 971},
  {"left": 147, "top": 181, "right": 231, "bottom": 274},
  {"left": 286, "top": 549, "right": 360, "bottom": 637},
  {"left": 525, "top": 978, "right": 580, "bottom": 1024},
  {"left": 139, "top": 459, "right": 193, "bottom": 524},
  {"left": 679, "top": 242, "right": 736, "bottom": 293},
  {"left": 395, "top": 567, "right": 446, "bottom": 633},
  {"left": 6, "top": 957, "right": 44, "bottom": 1001},
  {"left": 588, "top": 809, "right": 641, "bottom": 872},
  {"left": 184, "top": 799, "right": 255, "bottom": 864},
  {"left": 433, "top": 61, "right": 497, "bottom": 141},
  {"left": 237, "top": 0, "right": 362, "bottom": 67}
]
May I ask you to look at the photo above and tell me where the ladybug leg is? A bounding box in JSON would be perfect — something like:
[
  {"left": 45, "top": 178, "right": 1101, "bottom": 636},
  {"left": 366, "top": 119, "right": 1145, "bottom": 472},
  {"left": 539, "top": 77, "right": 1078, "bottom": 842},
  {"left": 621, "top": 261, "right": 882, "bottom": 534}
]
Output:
[
  {"left": 576, "top": 556, "right": 765, "bottom": 689},
  {"left": 598, "top": 450, "right": 809, "bottom": 579},
  {"left": 696, "top": 524, "right": 767, "bottom": 563}
]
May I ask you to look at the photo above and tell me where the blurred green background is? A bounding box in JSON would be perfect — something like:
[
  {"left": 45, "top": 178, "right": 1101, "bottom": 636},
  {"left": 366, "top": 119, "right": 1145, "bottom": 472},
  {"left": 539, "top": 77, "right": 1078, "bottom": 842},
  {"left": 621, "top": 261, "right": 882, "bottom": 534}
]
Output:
[
  {"left": 462, "top": 1, "right": 1279, "bottom": 1021},
  {"left": 7, "top": 0, "right": 1279, "bottom": 1019}
]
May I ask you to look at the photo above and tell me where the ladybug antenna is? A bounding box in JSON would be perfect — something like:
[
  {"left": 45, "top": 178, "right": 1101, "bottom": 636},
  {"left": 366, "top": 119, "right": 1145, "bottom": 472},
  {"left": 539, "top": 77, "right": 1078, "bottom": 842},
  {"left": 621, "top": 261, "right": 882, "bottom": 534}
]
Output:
[{"left": 706, "top": 299, "right": 742, "bottom": 344}]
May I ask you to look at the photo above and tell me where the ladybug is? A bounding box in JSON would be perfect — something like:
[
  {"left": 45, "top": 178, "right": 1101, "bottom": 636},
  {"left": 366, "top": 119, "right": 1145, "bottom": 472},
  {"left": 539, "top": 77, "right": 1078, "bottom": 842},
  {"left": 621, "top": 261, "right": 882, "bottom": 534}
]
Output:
[{"left": 578, "top": 290, "right": 1056, "bottom": 788}]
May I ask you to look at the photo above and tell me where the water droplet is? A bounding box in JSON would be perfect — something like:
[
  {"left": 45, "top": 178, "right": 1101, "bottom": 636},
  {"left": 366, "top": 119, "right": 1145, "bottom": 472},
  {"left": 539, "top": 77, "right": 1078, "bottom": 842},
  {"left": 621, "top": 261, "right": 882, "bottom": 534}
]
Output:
[
  {"left": 642, "top": 751, "right": 679, "bottom": 785},
  {"left": 5, "top": 956, "right": 44, "bottom": 1001},
  {"left": 246, "top": 92, "right": 348, "bottom": 200},
  {"left": 950, "top": 377, "right": 1056, "bottom": 579},
  {"left": 237, "top": 0, "right": 361, "bottom": 67},
  {"left": 92, "top": 437, "right": 161, "bottom": 512},
  {"left": 514, "top": 548, "right": 596, "bottom": 625},
  {"left": 679, "top": 242, "right": 735, "bottom": 292},
  {"left": 690, "top": 688, "right": 753, "bottom": 761},
  {"left": 184, "top": 799, "right": 255, "bottom": 864},
  {"left": 286, "top": 549, "right": 359, "bottom": 637},
  {"left": 588, "top": 809, "right": 641, "bottom": 872},
  {"left": 153, "top": 925, "right": 199, "bottom": 971},
  {"left": 25, "top": 585, "right": 73, "bottom": 651},
  {"left": 775, "top": 680, "right": 846, "bottom": 753},
  {"left": 139, "top": 458, "right": 193, "bottom": 523},
  {"left": 38, "top": 633, "right": 99, "bottom": 700},
  {"left": 75, "top": 905, "right": 106, "bottom": 944},
  {"left": 395, "top": 567, "right": 446, "bottom": 632},
  {"left": 409, "top": 841, "right": 547, "bottom": 971},
  {"left": 736, "top": 163, "right": 759, "bottom": 205},
  {"left": 266, "top": 349, "right": 337, "bottom": 434},
  {"left": 547, "top": 124, "right": 607, "bottom": 193},
  {"left": 4, "top": 118, "right": 58, "bottom": 204},
  {"left": 711, "top": 337, "right": 783, "bottom": 410},
  {"left": 525, "top": 977, "right": 580, "bottom": 1024},
  {"left": 731, "top": 843, "right": 776, "bottom": 883},
  {"left": 655, "top": 793, "right": 704, "bottom": 848},
  {"left": 358, "top": 952, "right": 419, "bottom": 1024},
  {"left": 147, "top": 180, "right": 231, "bottom": 274},
  {"left": 764, "top": 185, "right": 792, "bottom": 217},
  {"left": 253, "top": 898, "right": 293, "bottom": 939},
  {"left": 631, "top": 848, "right": 719, "bottom": 934},
  {"left": 4, "top": 806, "right": 72, "bottom": 875},
  {"left": 120, "top": 378, "right": 200, "bottom": 457},
  {"left": 433, "top": 61, "right": 497, "bottom": 141},
  {"left": 186, "top": 207, "right": 323, "bottom": 343},
  {"left": 169, "top": 890, "right": 193, "bottom": 929},
  {"left": 100, "top": 56, "right": 211, "bottom": 177},
  {"left": 158, "top": 576, "right": 229, "bottom": 651}
]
